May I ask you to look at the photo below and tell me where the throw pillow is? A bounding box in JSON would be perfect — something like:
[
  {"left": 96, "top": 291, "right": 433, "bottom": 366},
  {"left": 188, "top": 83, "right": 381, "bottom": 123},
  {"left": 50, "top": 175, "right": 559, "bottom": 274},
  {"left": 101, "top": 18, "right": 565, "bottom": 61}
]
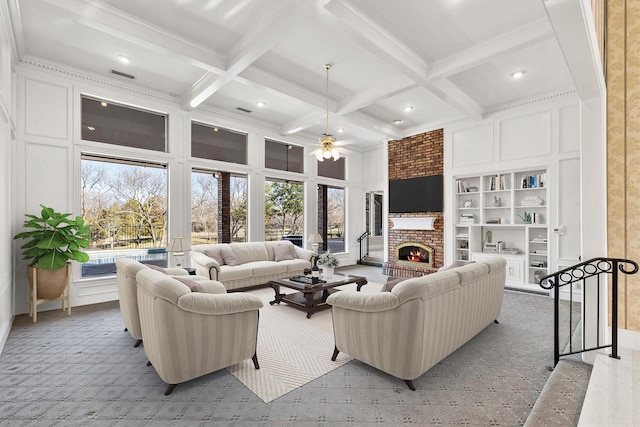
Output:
[
  {"left": 174, "top": 276, "right": 205, "bottom": 292},
  {"left": 146, "top": 264, "right": 167, "bottom": 274},
  {"left": 274, "top": 244, "right": 295, "bottom": 262},
  {"left": 381, "top": 277, "right": 404, "bottom": 292},
  {"left": 439, "top": 260, "right": 476, "bottom": 271},
  {"left": 203, "top": 247, "right": 225, "bottom": 265},
  {"left": 220, "top": 246, "right": 241, "bottom": 266}
]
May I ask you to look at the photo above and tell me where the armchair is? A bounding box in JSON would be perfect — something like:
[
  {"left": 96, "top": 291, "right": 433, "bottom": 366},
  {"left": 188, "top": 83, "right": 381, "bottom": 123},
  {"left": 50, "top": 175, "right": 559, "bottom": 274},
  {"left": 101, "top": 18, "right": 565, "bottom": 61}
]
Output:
[{"left": 136, "top": 268, "right": 263, "bottom": 395}]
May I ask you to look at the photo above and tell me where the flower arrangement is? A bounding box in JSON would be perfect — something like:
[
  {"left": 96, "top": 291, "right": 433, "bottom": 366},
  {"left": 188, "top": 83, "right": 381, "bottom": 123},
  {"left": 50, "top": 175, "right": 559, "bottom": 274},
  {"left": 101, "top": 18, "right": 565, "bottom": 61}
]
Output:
[{"left": 317, "top": 251, "right": 339, "bottom": 268}]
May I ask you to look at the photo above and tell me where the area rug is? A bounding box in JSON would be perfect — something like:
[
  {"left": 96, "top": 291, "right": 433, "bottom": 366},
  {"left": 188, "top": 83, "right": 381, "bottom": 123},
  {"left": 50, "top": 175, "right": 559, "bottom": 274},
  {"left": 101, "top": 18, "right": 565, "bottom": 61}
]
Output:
[{"left": 226, "top": 281, "right": 383, "bottom": 402}]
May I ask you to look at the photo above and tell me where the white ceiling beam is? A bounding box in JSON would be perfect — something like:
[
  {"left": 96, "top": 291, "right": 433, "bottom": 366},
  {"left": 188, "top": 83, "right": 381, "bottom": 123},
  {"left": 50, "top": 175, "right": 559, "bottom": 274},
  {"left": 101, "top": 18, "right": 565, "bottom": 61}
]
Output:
[
  {"left": 337, "top": 76, "right": 417, "bottom": 115},
  {"left": 280, "top": 112, "right": 325, "bottom": 135},
  {"left": 429, "top": 19, "right": 554, "bottom": 79},
  {"left": 42, "top": 0, "right": 227, "bottom": 73},
  {"left": 342, "top": 111, "right": 403, "bottom": 139},
  {"left": 325, "top": 0, "right": 483, "bottom": 121},
  {"left": 184, "top": 1, "right": 314, "bottom": 109}
]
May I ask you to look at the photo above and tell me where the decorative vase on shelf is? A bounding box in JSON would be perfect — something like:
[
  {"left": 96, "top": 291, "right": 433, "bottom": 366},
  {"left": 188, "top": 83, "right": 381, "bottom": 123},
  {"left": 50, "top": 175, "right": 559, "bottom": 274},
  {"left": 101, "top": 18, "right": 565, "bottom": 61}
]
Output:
[{"left": 322, "top": 267, "right": 334, "bottom": 279}]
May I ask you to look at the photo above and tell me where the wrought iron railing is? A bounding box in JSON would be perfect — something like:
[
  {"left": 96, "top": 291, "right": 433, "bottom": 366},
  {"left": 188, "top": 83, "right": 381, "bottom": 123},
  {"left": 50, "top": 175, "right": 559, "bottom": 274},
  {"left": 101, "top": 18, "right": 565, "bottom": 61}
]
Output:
[
  {"left": 539, "top": 257, "right": 638, "bottom": 366},
  {"left": 357, "top": 231, "right": 371, "bottom": 264}
]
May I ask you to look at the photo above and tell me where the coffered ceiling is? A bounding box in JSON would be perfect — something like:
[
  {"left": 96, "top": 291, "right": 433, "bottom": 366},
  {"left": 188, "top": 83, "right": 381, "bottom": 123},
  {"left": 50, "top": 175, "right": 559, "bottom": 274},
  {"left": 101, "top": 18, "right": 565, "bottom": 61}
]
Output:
[{"left": 3, "top": 0, "right": 598, "bottom": 153}]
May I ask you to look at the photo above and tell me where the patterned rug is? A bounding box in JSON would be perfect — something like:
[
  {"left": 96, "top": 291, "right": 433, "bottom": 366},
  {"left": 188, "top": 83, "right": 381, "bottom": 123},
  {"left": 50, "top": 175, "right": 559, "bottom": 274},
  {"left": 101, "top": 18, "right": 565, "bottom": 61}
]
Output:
[{"left": 226, "top": 281, "right": 383, "bottom": 402}]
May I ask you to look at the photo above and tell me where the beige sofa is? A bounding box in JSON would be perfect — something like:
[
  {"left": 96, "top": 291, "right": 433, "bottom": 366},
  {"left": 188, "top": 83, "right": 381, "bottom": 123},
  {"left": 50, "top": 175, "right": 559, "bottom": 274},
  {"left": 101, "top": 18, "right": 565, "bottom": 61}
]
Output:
[
  {"left": 327, "top": 257, "right": 506, "bottom": 390},
  {"left": 115, "top": 258, "right": 209, "bottom": 347},
  {"left": 136, "top": 268, "right": 263, "bottom": 395},
  {"left": 190, "top": 241, "right": 315, "bottom": 291}
]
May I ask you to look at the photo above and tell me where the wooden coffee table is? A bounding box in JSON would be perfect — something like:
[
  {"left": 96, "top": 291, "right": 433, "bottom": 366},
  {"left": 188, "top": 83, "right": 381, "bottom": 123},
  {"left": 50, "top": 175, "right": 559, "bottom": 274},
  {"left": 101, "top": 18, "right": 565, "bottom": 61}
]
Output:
[{"left": 268, "top": 273, "right": 368, "bottom": 318}]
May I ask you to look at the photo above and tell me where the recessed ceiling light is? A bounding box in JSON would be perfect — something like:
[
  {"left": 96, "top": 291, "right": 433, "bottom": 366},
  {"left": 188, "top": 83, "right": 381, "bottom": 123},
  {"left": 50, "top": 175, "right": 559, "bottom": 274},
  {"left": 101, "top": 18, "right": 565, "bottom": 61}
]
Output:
[
  {"left": 404, "top": 106, "right": 414, "bottom": 112},
  {"left": 87, "top": 126, "right": 95, "bottom": 131},
  {"left": 393, "top": 119, "right": 403, "bottom": 124},
  {"left": 100, "top": 101, "right": 108, "bottom": 107},
  {"left": 511, "top": 70, "right": 526, "bottom": 79},
  {"left": 256, "top": 101, "right": 266, "bottom": 108},
  {"left": 118, "top": 55, "right": 132, "bottom": 64},
  {"left": 338, "top": 128, "right": 344, "bottom": 133}
]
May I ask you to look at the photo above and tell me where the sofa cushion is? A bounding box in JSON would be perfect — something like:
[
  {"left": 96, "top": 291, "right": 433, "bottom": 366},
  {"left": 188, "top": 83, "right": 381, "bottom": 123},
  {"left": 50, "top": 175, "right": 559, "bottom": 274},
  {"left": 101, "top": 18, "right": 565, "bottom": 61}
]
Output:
[
  {"left": 146, "top": 264, "right": 167, "bottom": 274},
  {"left": 218, "top": 265, "right": 253, "bottom": 282},
  {"left": 204, "top": 247, "right": 226, "bottom": 265},
  {"left": 274, "top": 244, "right": 295, "bottom": 261},
  {"left": 230, "top": 242, "right": 270, "bottom": 264},
  {"left": 381, "top": 277, "right": 404, "bottom": 292},
  {"left": 392, "top": 271, "right": 460, "bottom": 304},
  {"left": 452, "top": 262, "right": 490, "bottom": 286},
  {"left": 280, "top": 258, "right": 312, "bottom": 273},
  {"left": 174, "top": 276, "right": 205, "bottom": 292},
  {"left": 439, "top": 260, "right": 475, "bottom": 271},
  {"left": 247, "top": 261, "right": 287, "bottom": 276},
  {"left": 221, "top": 246, "right": 241, "bottom": 266}
]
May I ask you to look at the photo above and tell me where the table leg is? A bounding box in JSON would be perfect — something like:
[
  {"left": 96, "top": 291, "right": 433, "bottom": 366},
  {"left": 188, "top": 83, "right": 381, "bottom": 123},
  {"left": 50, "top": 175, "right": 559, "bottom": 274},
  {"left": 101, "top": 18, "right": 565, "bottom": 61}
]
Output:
[
  {"left": 356, "top": 280, "right": 368, "bottom": 291},
  {"left": 269, "top": 283, "right": 283, "bottom": 305},
  {"left": 304, "top": 291, "right": 316, "bottom": 318}
]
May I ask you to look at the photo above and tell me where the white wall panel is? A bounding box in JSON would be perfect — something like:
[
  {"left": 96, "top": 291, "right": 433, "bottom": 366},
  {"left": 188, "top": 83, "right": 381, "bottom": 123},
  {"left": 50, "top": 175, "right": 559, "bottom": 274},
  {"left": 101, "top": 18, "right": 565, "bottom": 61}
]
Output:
[
  {"left": 25, "top": 78, "right": 69, "bottom": 140},
  {"left": 25, "top": 142, "right": 70, "bottom": 213},
  {"left": 559, "top": 104, "right": 581, "bottom": 153},
  {"left": 499, "top": 112, "right": 552, "bottom": 160},
  {"left": 451, "top": 124, "right": 493, "bottom": 167}
]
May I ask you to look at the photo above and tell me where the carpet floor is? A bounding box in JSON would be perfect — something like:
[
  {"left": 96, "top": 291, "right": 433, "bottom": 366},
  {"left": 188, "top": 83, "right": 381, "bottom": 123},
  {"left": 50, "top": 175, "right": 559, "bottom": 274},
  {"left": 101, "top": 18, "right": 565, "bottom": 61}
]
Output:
[{"left": 0, "top": 267, "right": 583, "bottom": 426}]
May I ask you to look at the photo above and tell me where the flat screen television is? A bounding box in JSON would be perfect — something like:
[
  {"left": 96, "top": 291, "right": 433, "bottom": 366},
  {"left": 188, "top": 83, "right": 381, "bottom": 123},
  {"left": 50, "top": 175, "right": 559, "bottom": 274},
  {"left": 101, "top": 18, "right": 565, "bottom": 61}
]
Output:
[{"left": 389, "top": 175, "right": 443, "bottom": 213}]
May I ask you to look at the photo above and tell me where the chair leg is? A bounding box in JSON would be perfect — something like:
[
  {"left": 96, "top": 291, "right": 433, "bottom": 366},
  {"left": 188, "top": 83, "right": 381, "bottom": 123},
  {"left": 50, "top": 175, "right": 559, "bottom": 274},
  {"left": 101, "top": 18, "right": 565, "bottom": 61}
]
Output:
[
  {"left": 404, "top": 380, "right": 416, "bottom": 391},
  {"left": 252, "top": 353, "right": 260, "bottom": 369},
  {"left": 146, "top": 360, "right": 152, "bottom": 367},
  {"left": 164, "top": 384, "right": 177, "bottom": 395},
  {"left": 124, "top": 327, "right": 128, "bottom": 332},
  {"left": 331, "top": 346, "right": 340, "bottom": 361},
  {"left": 134, "top": 340, "right": 142, "bottom": 348},
  {"left": 494, "top": 319, "right": 499, "bottom": 324}
]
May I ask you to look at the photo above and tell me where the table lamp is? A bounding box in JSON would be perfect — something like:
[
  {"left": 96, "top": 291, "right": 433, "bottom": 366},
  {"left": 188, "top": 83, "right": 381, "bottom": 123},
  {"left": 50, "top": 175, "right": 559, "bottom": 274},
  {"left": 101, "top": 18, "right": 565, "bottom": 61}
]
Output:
[
  {"left": 307, "top": 232, "right": 323, "bottom": 253},
  {"left": 168, "top": 237, "right": 191, "bottom": 267}
]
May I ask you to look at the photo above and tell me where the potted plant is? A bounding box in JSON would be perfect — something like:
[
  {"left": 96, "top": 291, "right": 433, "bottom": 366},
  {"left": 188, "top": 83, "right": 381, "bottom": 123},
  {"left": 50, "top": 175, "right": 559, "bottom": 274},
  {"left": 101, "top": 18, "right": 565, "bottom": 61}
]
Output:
[
  {"left": 493, "top": 196, "right": 502, "bottom": 207},
  {"left": 317, "top": 251, "right": 339, "bottom": 278},
  {"left": 14, "top": 205, "right": 91, "bottom": 299},
  {"left": 517, "top": 211, "right": 532, "bottom": 224}
]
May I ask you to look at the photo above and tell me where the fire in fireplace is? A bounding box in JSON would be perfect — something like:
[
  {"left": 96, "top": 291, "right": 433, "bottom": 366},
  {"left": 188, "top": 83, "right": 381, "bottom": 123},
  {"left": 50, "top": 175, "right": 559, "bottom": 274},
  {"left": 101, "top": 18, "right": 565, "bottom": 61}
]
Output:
[{"left": 395, "top": 243, "right": 434, "bottom": 267}]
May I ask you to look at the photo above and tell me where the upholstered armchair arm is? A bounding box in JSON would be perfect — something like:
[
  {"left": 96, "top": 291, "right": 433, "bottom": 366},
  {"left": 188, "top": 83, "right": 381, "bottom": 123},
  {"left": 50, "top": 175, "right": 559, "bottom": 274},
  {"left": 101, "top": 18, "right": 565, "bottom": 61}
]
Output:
[
  {"left": 190, "top": 280, "right": 227, "bottom": 294},
  {"left": 293, "top": 246, "right": 316, "bottom": 262},
  {"left": 177, "top": 292, "right": 263, "bottom": 316},
  {"left": 326, "top": 291, "right": 400, "bottom": 313},
  {"left": 191, "top": 251, "right": 221, "bottom": 279},
  {"left": 165, "top": 267, "right": 189, "bottom": 276}
]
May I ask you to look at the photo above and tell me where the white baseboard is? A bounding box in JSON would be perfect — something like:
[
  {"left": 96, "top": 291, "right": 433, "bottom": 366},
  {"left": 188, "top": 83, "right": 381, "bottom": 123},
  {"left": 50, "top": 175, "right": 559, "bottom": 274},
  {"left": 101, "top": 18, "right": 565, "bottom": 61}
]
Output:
[{"left": 618, "top": 328, "right": 640, "bottom": 351}]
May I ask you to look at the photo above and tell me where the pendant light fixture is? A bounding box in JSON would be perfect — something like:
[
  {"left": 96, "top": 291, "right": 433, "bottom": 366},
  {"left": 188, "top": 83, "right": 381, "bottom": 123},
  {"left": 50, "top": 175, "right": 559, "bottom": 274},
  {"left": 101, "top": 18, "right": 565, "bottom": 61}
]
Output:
[{"left": 316, "top": 64, "right": 340, "bottom": 162}]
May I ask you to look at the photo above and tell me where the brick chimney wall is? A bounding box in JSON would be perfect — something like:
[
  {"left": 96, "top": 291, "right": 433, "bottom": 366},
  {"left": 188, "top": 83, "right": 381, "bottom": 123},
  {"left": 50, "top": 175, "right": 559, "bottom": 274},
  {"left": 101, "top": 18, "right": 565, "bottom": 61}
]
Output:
[{"left": 387, "top": 129, "right": 444, "bottom": 271}]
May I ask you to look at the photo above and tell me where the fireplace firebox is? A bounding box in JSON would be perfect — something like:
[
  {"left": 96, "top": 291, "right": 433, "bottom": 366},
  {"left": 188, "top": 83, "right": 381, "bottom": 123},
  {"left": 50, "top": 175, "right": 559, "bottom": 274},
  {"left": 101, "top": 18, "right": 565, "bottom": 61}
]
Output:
[{"left": 395, "top": 243, "right": 434, "bottom": 268}]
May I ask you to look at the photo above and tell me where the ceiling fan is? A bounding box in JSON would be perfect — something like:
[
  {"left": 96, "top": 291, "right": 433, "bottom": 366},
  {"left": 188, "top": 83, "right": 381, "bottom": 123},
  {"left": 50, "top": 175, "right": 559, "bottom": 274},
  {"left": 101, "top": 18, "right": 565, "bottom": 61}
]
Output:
[{"left": 312, "top": 64, "right": 353, "bottom": 161}]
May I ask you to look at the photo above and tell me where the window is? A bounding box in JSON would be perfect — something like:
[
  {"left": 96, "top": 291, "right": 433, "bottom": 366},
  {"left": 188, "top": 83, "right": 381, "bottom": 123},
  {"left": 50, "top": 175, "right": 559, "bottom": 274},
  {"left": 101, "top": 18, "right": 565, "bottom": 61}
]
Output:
[
  {"left": 191, "top": 169, "right": 247, "bottom": 244},
  {"left": 265, "top": 139, "right": 304, "bottom": 173},
  {"left": 192, "top": 122, "right": 247, "bottom": 164},
  {"left": 81, "top": 154, "right": 168, "bottom": 278},
  {"left": 317, "top": 184, "right": 345, "bottom": 253},
  {"left": 81, "top": 96, "right": 167, "bottom": 152},
  {"left": 264, "top": 179, "right": 304, "bottom": 245},
  {"left": 318, "top": 157, "right": 345, "bottom": 180}
]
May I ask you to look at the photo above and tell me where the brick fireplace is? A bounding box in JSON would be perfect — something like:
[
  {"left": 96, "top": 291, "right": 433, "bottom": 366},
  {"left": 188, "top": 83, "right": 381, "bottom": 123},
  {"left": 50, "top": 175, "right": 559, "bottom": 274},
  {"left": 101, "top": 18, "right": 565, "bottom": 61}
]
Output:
[{"left": 385, "top": 129, "right": 444, "bottom": 277}]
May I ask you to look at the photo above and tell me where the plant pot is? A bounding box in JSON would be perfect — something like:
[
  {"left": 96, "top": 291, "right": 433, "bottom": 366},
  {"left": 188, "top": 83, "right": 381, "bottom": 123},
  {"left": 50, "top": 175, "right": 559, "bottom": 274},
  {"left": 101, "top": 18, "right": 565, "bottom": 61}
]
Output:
[
  {"left": 322, "top": 267, "right": 334, "bottom": 279},
  {"left": 27, "top": 265, "right": 69, "bottom": 299},
  {"left": 522, "top": 220, "right": 532, "bottom": 224}
]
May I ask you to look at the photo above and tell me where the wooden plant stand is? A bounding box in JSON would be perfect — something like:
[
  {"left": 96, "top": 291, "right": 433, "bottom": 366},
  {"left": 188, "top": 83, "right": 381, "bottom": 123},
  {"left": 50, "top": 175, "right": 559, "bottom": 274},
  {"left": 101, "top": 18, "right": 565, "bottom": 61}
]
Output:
[{"left": 28, "top": 263, "right": 71, "bottom": 323}]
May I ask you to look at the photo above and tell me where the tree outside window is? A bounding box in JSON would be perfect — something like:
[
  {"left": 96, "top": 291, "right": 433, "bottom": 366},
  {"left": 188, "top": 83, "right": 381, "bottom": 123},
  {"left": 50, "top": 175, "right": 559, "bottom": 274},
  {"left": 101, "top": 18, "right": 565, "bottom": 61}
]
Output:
[{"left": 264, "top": 180, "right": 303, "bottom": 244}]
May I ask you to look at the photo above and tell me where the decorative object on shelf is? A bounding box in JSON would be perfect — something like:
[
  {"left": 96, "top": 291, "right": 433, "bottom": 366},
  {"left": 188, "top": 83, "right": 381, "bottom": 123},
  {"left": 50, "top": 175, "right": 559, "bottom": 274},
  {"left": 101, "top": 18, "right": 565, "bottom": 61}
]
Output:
[
  {"left": 14, "top": 205, "right": 91, "bottom": 322},
  {"left": 317, "top": 251, "right": 339, "bottom": 278},
  {"left": 459, "top": 213, "right": 475, "bottom": 224},
  {"left": 534, "top": 270, "right": 544, "bottom": 283},
  {"left": 463, "top": 199, "right": 473, "bottom": 208},
  {"left": 517, "top": 211, "right": 532, "bottom": 224},
  {"left": 168, "top": 237, "right": 191, "bottom": 267},
  {"left": 521, "top": 196, "right": 544, "bottom": 206},
  {"left": 493, "top": 196, "right": 502, "bottom": 207},
  {"left": 486, "top": 217, "right": 502, "bottom": 224},
  {"left": 308, "top": 232, "right": 323, "bottom": 253},
  {"left": 467, "top": 185, "right": 478, "bottom": 192}
]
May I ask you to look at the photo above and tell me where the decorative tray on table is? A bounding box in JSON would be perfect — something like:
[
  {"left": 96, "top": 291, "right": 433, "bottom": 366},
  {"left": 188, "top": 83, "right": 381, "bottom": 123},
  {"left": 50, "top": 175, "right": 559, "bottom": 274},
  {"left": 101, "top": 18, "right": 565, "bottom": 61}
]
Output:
[{"left": 289, "top": 275, "right": 326, "bottom": 285}]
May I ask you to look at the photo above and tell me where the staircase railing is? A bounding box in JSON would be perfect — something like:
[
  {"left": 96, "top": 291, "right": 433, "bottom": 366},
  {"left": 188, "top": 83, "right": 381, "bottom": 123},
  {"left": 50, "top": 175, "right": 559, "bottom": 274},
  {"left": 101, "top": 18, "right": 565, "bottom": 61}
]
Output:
[
  {"left": 357, "top": 231, "right": 371, "bottom": 264},
  {"left": 539, "top": 257, "right": 638, "bottom": 366}
]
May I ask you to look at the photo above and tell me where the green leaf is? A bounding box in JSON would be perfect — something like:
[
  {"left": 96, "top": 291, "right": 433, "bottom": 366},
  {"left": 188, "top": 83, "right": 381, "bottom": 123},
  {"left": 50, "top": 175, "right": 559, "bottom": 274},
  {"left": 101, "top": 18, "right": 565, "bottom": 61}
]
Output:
[{"left": 37, "top": 251, "right": 67, "bottom": 270}]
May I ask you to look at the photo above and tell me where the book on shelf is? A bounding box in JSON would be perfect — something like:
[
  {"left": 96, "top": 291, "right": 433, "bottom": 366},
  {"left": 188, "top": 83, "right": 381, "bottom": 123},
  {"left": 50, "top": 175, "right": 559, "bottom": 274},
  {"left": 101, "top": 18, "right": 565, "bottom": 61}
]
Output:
[
  {"left": 520, "top": 173, "right": 546, "bottom": 189},
  {"left": 459, "top": 213, "right": 475, "bottom": 225},
  {"left": 488, "top": 174, "right": 507, "bottom": 191}
]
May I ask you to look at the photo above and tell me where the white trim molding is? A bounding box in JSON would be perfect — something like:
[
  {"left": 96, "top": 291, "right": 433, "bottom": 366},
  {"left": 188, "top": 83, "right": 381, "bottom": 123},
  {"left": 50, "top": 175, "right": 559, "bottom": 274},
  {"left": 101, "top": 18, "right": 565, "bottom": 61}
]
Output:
[{"left": 390, "top": 217, "right": 436, "bottom": 230}]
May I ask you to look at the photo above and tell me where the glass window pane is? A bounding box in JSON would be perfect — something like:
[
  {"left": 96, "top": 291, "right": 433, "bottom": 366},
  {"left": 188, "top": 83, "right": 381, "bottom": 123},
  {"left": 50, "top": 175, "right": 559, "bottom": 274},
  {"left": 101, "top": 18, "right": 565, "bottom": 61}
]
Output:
[
  {"left": 192, "top": 122, "right": 247, "bottom": 164},
  {"left": 318, "top": 157, "right": 345, "bottom": 180},
  {"left": 264, "top": 179, "right": 304, "bottom": 245},
  {"left": 191, "top": 170, "right": 247, "bottom": 244},
  {"left": 81, "top": 155, "right": 168, "bottom": 278},
  {"left": 265, "top": 139, "right": 304, "bottom": 173},
  {"left": 327, "top": 187, "right": 345, "bottom": 252},
  {"left": 81, "top": 96, "right": 167, "bottom": 152}
]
